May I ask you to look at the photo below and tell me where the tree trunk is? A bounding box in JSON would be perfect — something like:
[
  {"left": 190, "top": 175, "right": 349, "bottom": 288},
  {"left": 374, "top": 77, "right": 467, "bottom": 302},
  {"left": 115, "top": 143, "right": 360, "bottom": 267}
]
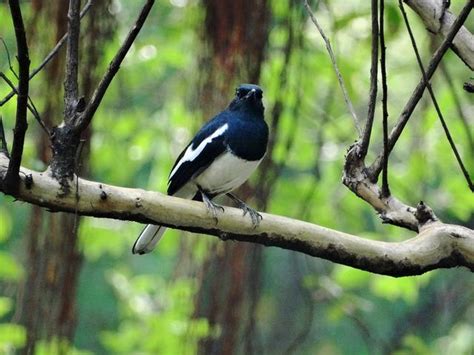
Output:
[{"left": 193, "top": 1, "right": 270, "bottom": 354}]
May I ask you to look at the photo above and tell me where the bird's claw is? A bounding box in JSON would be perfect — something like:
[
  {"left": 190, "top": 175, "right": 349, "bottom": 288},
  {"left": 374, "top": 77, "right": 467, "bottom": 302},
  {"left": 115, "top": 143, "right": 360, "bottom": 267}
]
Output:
[
  {"left": 226, "top": 193, "right": 263, "bottom": 228},
  {"left": 203, "top": 197, "right": 224, "bottom": 224},
  {"left": 248, "top": 208, "right": 262, "bottom": 228},
  {"left": 237, "top": 202, "right": 262, "bottom": 228}
]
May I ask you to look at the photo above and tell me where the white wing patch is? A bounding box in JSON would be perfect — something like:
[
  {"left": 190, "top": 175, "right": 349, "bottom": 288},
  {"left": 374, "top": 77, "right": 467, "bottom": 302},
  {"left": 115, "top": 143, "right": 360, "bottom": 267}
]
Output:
[{"left": 169, "top": 123, "right": 229, "bottom": 180}]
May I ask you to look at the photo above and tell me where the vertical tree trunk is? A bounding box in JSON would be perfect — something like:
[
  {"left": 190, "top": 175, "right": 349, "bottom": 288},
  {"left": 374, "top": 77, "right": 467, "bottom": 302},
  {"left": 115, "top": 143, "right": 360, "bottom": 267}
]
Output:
[
  {"left": 193, "top": 1, "right": 270, "bottom": 354},
  {"left": 16, "top": 2, "right": 112, "bottom": 353}
]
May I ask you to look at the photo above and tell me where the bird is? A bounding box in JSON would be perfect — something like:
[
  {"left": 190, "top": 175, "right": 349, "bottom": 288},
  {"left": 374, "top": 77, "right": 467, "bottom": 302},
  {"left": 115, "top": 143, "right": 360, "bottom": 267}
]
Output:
[{"left": 132, "top": 84, "right": 269, "bottom": 255}]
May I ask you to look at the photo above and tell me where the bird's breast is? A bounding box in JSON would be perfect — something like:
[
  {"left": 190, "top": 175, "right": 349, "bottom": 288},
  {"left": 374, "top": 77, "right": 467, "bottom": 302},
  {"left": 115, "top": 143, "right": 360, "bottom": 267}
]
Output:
[{"left": 194, "top": 151, "right": 262, "bottom": 196}]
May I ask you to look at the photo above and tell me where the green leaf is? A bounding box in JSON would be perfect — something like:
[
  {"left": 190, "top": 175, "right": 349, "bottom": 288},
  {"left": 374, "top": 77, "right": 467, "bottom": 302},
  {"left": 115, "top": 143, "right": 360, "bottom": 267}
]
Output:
[
  {"left": 0, "top": 297, "right": 12, "bottom": 318},
  {"left": 0, "top": 206, "right": 12, "bottom": 243},
  {"left": 0, "top": 252, "right": 24, "bottom": 281},
  {"left": 0, "top": 323, "right": 26, "bottom": 350}
]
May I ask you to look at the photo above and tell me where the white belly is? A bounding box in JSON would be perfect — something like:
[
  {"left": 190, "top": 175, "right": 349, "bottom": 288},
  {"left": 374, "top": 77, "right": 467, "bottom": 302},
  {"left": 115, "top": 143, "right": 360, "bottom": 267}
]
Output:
[{"left": 193, "top": 151, "right": 261, "bottom": 196}]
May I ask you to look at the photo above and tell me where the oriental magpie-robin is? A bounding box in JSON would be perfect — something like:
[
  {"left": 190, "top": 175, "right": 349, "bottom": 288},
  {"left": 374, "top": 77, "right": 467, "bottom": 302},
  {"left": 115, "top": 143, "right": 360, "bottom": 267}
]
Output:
[{"left": 132, "top": 84, "right": 268, "bottom": 254}]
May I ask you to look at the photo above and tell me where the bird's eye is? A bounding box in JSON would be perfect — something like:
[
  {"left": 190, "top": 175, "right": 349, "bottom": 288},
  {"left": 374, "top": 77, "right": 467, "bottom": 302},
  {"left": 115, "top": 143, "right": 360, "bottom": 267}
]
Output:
[{"left": 236, "top": 89, "right": 246, "bottom": 99}]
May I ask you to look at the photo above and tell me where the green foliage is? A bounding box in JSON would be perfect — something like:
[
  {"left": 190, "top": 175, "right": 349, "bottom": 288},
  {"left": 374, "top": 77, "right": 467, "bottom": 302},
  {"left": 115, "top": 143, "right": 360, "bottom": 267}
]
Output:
[
  {"left": 395, "top": 324, "right": 474, "bottom": 355},
  {"left": 101, "top": 272, "right": 213, "bottom": 354},
  {"left": 33, "top": 338, "right": 93, "bottom": 355},
  {"left": 0, "top": 251, "right": 24, "bottom": 281},
  {"left": 0, "top": 323, "right": 26, "bottom": 353},
  {"left": 0, "top": 206, "right": 12, "bottom": 243}
]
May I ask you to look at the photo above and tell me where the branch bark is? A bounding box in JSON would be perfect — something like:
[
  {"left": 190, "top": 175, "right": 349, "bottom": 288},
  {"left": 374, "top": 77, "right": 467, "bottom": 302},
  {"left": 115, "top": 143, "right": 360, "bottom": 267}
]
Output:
[
  {"left": 359, "top": 0, "right": 379, "bottom": 158},
  {"left": 63, "top": 0, "right": 81, "bottom": 122},
  {"left": 405, "top": 0, "right": 474, "bottom": 70},
  {"left": 1, "top": 153, "right": 472, "bottom": 277},
  {"left": 48, "top": 0, "right": 154, "bottom": 191}
]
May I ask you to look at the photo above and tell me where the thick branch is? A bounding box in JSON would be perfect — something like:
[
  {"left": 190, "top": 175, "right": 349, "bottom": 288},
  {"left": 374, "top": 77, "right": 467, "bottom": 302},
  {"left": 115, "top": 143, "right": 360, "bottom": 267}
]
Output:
[
  {"left": 75, "top": 0, "right": 155, "bottom": 132},
  {"left": 343, "top": 145, "right": 420, "bottom": 231},
  {"left": 3, "top": 0, "right": 30, "bottom": 194},
  {"left": 405, "top": 0, "right": 474, "bottom": 70},
  {"left": 0, "top": 153, "right": 472, "bottom": 277}
]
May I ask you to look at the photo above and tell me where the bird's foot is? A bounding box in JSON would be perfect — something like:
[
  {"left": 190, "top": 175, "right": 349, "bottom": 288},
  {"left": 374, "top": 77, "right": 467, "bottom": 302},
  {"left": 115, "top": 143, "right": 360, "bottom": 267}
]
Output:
[
  {"left": 226, "top": 193, "right": 262, "bottom": 227},
  {"left": 201, "top": 192, "right": 224, "bottom": 224}
]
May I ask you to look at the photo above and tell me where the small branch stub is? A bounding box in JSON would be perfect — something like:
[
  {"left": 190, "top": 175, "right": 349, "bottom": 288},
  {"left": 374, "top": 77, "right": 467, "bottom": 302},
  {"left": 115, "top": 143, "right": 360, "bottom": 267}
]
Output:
[{"left": 415, "top": 201, "right": 438, "bottom": 226}]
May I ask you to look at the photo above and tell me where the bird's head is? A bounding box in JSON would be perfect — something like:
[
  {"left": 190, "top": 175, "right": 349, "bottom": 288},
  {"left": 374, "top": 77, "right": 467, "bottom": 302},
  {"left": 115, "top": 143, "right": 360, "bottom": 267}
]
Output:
[{"left": 229, "top": 84, "right": 264, "bottom": 115}]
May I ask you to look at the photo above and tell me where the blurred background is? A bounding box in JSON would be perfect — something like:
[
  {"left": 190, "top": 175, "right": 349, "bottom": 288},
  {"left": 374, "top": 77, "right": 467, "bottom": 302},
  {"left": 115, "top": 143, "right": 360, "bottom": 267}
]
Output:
[{"left": 0, "top": 0, "right": 473, "bottom": 354}]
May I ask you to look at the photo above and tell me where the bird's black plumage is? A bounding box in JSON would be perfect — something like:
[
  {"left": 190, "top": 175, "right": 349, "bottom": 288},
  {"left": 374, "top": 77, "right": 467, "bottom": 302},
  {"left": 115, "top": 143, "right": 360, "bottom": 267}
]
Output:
[
  {"left": 167, "top": 84, "right": 268, "bottom": 196},
  {"left": 132, "top": 84, "right": 268, "bottom": 255}
]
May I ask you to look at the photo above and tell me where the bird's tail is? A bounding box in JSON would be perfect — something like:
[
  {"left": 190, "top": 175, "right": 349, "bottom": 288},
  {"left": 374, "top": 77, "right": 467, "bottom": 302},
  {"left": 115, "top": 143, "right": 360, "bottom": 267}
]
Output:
[{"left": 132, "top": 224, "right": 167, "bottom": 255}]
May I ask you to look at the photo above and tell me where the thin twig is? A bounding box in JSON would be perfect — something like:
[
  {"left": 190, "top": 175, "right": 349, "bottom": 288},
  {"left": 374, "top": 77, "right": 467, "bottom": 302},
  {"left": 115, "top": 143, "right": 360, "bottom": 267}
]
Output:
[
  {"left": 64, "top": 0, "right": 81, "bottom": 122},
  {"left": 75, "top": 0, "right": 156, "bottom": 132},
  {"left": 0, "top": 73, "right": 49, "bottom": 134},
  {"left": 380, "top": 0, "right": 390, "bottom": 197},
  {"left": 4, "top": 0, "right": 30, "bottom": 193},
  {"left": 369, "top": 0, "right": 473, "bottom": 177},
  {"left": 359, "top": 0, "right": 379, "bottom": 158},
  {"left": 304, "top": 0, "right": 362, "bottom": 136},
  {"left": 26, "top": 96, "right": 45, "bottom": 132},
  {"left": 440, "top": 62, "right": 474, "bottom": 156},
  {"left": 0, "top": 40, "right": 48, "bottom": 134},
  {"left": 0, "top": 116, "right": 9, "bottom": 157},
  {"left": 0, "top": 0, "right": 93, "bottom": 107},
  {"left": 399, "top": 0, "right": 473, "bottom": 191},
  {"left": 0, "top": 37, "right": 14, "bottom": 71}
]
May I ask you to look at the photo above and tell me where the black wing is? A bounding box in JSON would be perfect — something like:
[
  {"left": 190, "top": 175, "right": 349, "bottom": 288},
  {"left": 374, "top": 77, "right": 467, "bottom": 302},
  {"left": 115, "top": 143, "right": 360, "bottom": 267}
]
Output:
[{"left": 167, "top": 120, "right": 229, "bottom": 196}]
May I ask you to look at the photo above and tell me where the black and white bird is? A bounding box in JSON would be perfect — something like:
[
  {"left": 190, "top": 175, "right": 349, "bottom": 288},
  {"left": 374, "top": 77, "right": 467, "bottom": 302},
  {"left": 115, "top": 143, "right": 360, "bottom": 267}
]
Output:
[{"left": 132, "top": 84, "right": 269, "bottom": 254}]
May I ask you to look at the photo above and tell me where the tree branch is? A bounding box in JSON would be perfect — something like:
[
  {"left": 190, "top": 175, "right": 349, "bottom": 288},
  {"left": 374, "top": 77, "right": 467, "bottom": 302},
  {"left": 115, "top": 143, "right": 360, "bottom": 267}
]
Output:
[
  {"left": 359, "top": 0, "right": 379, "bottom": 158},
  {"left": 399, "top": 0, "right": 473, "bottom": 191},
  {"left": 0, "top": 0, "right": 93, "bottom": 108},
  {"left": 379, "top": 0, "right": 390, "bottom": 197},
  {"left": 440, "top": 62, "right": 474, "bottom": 156},
  {"left": 369, "top": 0, "right": 473, "bottom": 178},
  {"left": 0, "top": 153, "right": 472, "bottom": 277},
  {"left": 0, "top": 117, "right": 9, "bottom": 157},
  {"left": 63, "top": 0, "right": 81, "bottom": 122},
  {"left": 3, "top": 0, "right": 30, "bottom": 194},
  {"left": 74, "top": 0, "right": 155, "bottom": 132},
  {"left": 0, "top": 72, "right": 49, "bottom": 134},
  {"left": 405, "top": 0, "right": 474, "bottom": 70},
  {"left": 343, "top": 145, "right": 422, "bottom": 231}
]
